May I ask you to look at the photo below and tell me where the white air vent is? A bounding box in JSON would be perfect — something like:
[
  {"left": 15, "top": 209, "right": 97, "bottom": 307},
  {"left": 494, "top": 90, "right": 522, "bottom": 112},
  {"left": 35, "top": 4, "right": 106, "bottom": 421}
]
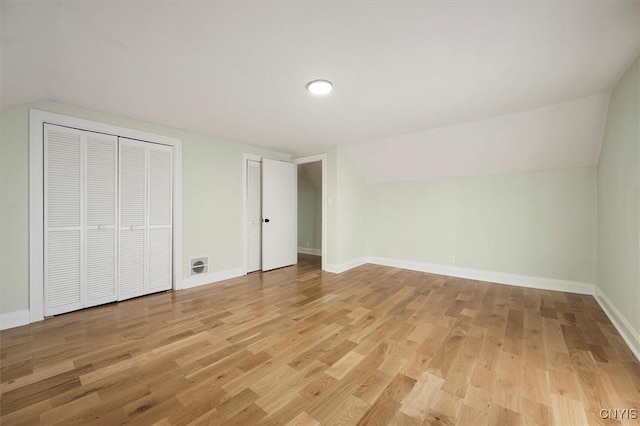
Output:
[{"left": 189, "top": 256, "right": 209, "bottom": 276}]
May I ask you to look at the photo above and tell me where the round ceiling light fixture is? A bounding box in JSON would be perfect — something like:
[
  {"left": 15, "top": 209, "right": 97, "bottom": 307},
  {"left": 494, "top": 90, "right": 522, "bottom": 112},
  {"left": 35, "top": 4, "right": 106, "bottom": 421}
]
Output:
[{"left": 305, "top": 79, "right": 333, "bottom": 95}]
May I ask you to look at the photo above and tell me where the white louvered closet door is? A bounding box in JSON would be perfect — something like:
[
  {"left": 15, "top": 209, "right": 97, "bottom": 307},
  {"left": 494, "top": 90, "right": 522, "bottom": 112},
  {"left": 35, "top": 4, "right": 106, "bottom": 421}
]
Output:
[
  {"left": 119, "top": 139, "right": 148, "bottom": 300},
  {"left": 119, "top": 138, "right": 173, "bottom": 300},
  {"left": 148, "top": 144, "right": 173, "bottom": 292},
  {"left": 44, "top": 124, "right": 118, "bottom": 316},
  {"left": 85, "top": 133, "right": 118, "bottom": 307},
  {"left": 45, "top": 125, "right": 83, "bottom": 316}
]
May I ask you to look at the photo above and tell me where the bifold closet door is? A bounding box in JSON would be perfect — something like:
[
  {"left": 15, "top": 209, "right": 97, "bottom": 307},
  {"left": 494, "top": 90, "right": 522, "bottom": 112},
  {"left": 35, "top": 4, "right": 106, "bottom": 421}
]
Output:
[
  {"left": 44, "top": 124, "right": 117, "bottom": 316},
  {"left": 85, "top": 132, "right": 119, "bottom": 306},
  {"left": 119, "top": 138, "right": 172, "bottom": 300},
  {"left": 148, "top": 145, "right": 173, "bottom": 292}
]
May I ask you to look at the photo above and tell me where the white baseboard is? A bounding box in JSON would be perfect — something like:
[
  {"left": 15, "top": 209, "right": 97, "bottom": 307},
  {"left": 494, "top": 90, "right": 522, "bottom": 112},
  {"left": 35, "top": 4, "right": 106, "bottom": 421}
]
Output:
[
  {"left": 594, "top": 287, "right": 640, "bottom": 361},
  {"left": 324, "top": 257, "right": 368, "bottom": 274},
  {"left": 0, "top": 309, "right": 30, "bottom": 330},
  {"left": 182, "top": 268, "right": 244, "bottom": 290},
  {"left": 367, "top": 256, "right": 595, "bottom": 295},
  {"left": 298, "top": 247, "right": 321, "bottom": 256}
]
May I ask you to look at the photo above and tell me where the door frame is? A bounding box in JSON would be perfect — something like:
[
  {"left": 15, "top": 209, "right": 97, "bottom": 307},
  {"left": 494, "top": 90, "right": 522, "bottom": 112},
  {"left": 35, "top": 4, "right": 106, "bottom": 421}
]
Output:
[
  {"left": 293, "top": 154, "right": 327, "bottom": 272},
  {"left": 242, "top": 154, "right": 263, "bottom": 274},
  {"left": 242, "top": 153, "right": 263, "bottom": 274},
  {"left": 242, "top": 153, "right": 327, "bottom": 273},
  {"left": 29, "top": 109, "right": 183, "bottom": 323}
]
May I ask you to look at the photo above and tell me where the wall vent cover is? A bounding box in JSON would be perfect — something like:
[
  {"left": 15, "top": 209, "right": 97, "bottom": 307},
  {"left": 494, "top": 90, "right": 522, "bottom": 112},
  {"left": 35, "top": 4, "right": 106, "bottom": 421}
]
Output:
[{"left": 189, "top": 256, "right": 209, "bottom": 276}]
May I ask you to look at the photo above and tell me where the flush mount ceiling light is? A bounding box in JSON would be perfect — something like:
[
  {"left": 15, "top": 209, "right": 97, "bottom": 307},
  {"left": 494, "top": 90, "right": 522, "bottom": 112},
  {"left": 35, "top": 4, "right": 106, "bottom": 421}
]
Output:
[{"left": 305, "top": 79, "right": 333, "bottom": 95}]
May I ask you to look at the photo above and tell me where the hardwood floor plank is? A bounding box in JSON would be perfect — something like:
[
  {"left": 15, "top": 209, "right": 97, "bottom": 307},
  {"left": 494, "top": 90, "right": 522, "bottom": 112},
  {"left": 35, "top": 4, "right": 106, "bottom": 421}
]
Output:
[
  {"left": 1, "top": 254, "right": 637, "bottom": 425},
  {"left": 284, "top": 411, "right": 320, "bottom": 426},
  {"left": 39, "top": 392, "right": 101, "bottom": 426},
  {"left": 400, "top": 372, "right": 443, "bottom": 422}
]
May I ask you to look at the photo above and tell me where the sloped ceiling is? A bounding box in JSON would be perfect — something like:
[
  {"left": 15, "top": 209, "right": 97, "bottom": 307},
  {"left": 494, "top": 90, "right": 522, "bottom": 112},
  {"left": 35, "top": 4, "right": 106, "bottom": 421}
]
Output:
[
  {"left": 2, "top": 1, "right": 639, "bottom": 181},
  {"left": 350, "top": 92, "right": 611, "bottom": 182}
]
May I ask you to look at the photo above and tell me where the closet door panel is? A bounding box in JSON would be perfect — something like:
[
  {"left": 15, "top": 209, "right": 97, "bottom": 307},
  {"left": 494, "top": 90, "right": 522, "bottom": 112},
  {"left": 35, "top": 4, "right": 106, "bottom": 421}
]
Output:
[
  {"left": 87, "top": 135, "right": 117, "bottom": 227},
  {"left": 46, "top": 230, "right": 82, "bottom": 315},
  {"left": 119, "top": 139, "right": 148, "bottom": 300},
  {"left": 149, "top": 148, "right": 172, "bottom": 226},
  {"left": 119, "top": 230, "right": 145, "bottom": 299},
  {"left": 86, "top": 228, "right": 117, "bottom": 304},
  {"left": 86, "top": 134, "right": 118, "bottom": 306},
  {"left": 149, "top": 228, "right": 171, "bottom": 291},
  {"left": 44, "top": 125, "right": 83, "bottom": 316},
  {"left": 46, "top": 127, "right": 81, "bottom": 228},
  {"left": 148, "top": 145, "right": 173, "bottom": 291},
  {"left": 120, "top": 143, "right": 147, "bottom": 227}
]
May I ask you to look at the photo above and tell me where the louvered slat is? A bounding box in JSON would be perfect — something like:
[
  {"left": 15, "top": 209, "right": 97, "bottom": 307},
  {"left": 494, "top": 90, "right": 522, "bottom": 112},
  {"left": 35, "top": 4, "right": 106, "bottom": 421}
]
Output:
[
  {"left": 119, "top": 229, "right": 145, "bottom": 299},
  {"left": 120, "top": 144, "right": 146, "bottom": 227},
  {"left": 46, "top": 230, "right": 81, "bottom": 310},
  {"left": 87, "top": 135, "right": 117, "bottom": 227},
  {"left": 148, "top": 228, "right": 171, "bottom": 290},
  {"left": 86, "top": 229, "right": 117, "bottom": 304},
  {"left": 149, "top": 148, "right": 172, "bottom": 226},
  {"left": 46, "top": 128, "right": 81, "bottom": 228}
]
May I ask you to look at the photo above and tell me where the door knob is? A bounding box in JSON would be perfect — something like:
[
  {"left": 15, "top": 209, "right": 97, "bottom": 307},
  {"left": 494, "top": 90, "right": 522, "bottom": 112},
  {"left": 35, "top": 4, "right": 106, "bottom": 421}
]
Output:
[{"left": 263, "top": 218, "right": 270, "bottom": 223}]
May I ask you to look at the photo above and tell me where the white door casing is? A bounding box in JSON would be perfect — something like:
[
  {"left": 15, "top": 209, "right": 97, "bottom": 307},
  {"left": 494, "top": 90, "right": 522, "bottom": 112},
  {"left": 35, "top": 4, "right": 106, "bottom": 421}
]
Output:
[
  {"left": 292, "top": 154, "right": 327, "bottom": 272},
  {"left": 246, "top": 160, "right": 262, "bottom": 273}
]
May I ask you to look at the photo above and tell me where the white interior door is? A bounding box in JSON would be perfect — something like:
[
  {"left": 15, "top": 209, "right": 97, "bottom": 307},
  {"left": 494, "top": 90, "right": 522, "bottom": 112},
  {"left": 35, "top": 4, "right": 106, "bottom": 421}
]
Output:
[
  {"left": 247, "top": 160, "right": 262, "bottom": 272},
  {"left": 261, "top": 158, "right": 297, "bottom": 271}
]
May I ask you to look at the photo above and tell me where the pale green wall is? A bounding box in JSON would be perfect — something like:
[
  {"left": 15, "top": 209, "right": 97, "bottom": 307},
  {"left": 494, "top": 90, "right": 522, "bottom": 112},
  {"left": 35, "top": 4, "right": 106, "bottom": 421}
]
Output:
[
  {"left": 313, "top": 185, "right": 322, "bottom": 250},
  {"left": 368, "top": 167, "right": 597, "bottom": 283},
  {"left": 335, "top": 147, "right": 368, "bottom": 264},
  {"left": 1, "top": 107, "right": 30, "bottom": 315},
  {"left": 297, "top": 165, "right": 322, "bottom": 251},
  {"left": 597, "top": 57, "right": 640, "bottom": 334},
  {"left": 0, "top": 101, "right": 289, "bottom": 315},
  {"left": 326, "top": 147, "right": 338, "bottom": 265}
]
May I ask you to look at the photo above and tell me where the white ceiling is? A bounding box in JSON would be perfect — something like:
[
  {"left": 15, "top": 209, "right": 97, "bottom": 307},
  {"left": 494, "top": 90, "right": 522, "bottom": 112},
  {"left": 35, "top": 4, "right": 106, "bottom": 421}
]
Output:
[{"left": 2, "top": 1, "right": 639, "bottom": 181}]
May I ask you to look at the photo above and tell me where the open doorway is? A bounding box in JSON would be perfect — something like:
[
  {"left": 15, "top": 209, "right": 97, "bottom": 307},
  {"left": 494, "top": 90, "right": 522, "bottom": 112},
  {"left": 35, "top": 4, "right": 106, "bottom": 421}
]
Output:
[
  {"left": 297, "top": 161, "right": 322, "bottom": 264},
  {"left": 293, "top": 154, "right": 327, "bottom": 271}
]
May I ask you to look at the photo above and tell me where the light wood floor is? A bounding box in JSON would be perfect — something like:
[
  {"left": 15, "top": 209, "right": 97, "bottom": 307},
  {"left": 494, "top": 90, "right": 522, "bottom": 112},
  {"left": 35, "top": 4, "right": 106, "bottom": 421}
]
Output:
[{"left": 1, "top": 255, "right": 639, "bottom": 425}]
